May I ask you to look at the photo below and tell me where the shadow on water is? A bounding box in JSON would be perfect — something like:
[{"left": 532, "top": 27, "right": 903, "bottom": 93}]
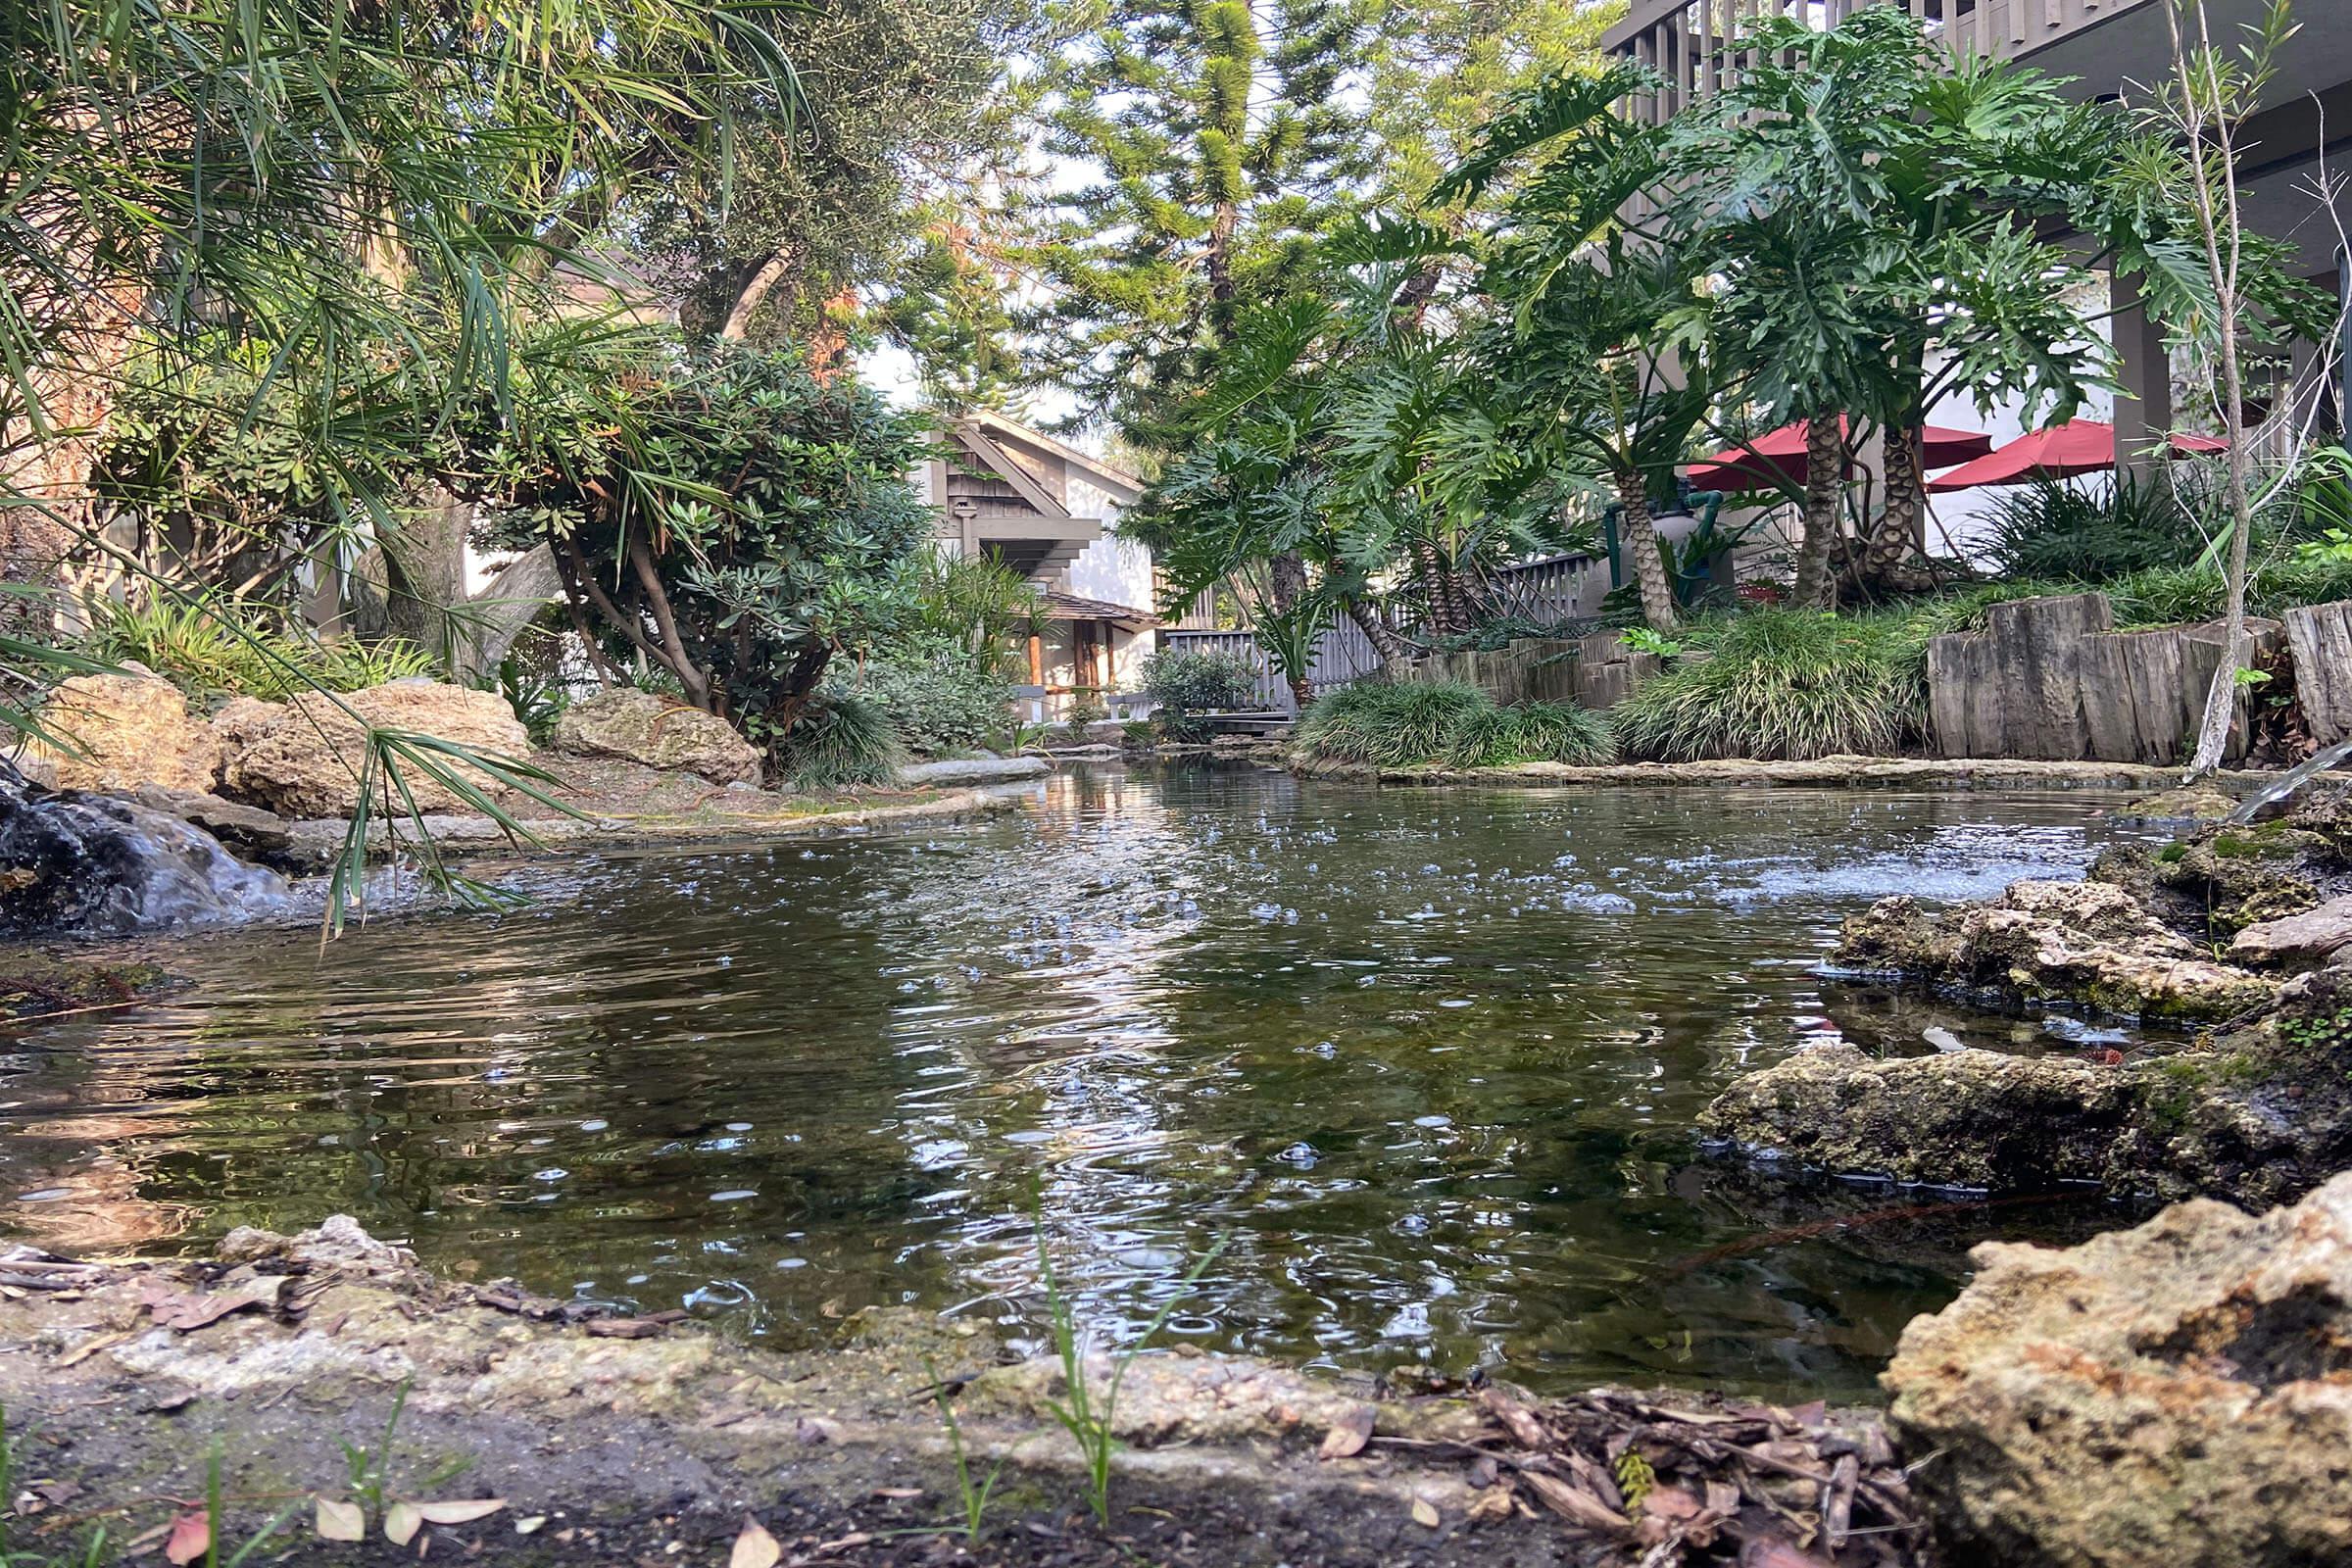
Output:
[{"left": 0, "top": 762, "right": 2157, "bottom": 1401}]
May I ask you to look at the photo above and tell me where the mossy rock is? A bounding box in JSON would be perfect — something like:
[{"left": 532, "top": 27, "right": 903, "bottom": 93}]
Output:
[{"left": 0, "top": 955, "right": 172, "bottom": 1018}]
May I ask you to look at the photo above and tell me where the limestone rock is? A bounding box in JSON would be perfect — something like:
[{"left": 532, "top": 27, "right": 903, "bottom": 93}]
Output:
[
  {"left": 1700, "top": 1045, "right": 2133, "bottom": 1190},
  {"left": 210, "top": 695, "right": 287, "bottom": 756},
  {"left": 1885, "top": 1170, "right": 2352, "bottom": 1568},
  {"left": 2230, "top": 894, "right": 2352, "bottom": 972},
  {"left": 220, "top": 679, "right": 530, "bottom": 818},
  {"left": 28, "top": 668, "right": 220, "bottom": 794},
  {"left": 1835, "top": 878, "right": 2276, "bottom": 1021},
  {"left": 550, "top": 688, "right": 760, "bottom": 785},
  {"left": 125, "top": 786, "right": 292, "bottom": 855}
]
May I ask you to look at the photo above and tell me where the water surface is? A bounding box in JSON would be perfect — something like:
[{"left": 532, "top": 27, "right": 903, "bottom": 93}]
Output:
[{"left": 0, "top": 766, "right": 2152, "bottom": 1400}]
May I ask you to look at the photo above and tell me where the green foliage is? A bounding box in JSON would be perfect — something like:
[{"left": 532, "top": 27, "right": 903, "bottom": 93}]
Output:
[
  {"left": 1611, "top": 611, "right": 1915, "bottom": 762},
  {"left": 80, "top": 598, "right": 435, "bottom": 700},
  {"left": 904, "top": 552, "right": 1044, "bottom": 676},
  {"left": 1139, "top": 648, "right": 1259, "bottom": 712},
  {"left": 475, "top": 341, "right": 931, "bottom": 759},
  {"left": 1981, "top": 477, "right": 2203, "bottom": 582},
  {"left": 775, "top": 694, "right": 906, "bottom": 790},
  {"left": 1297, "top": 680, "right": 1611, "bottom": 768},
  {"left": 849, "top": 640, "right": 1014, "bottom": 757},
  {"left": 926, "top": 1359, "right": 1005, "bottom": 1542}
]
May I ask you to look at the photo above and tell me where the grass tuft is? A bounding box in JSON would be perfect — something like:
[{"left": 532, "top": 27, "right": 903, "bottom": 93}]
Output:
[{"left": 1611, "top": 610, "right": 1915, "bottom": 762}]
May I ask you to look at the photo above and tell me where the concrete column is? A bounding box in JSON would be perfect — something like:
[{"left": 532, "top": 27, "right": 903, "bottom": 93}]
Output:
[{"left": 2111, "top": 270, "right": 2174, "bottom": 479}]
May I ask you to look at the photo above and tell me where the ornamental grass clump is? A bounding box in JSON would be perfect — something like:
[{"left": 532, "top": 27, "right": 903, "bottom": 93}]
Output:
[
  {"left": 1611, "top": 610, "right": 1914, "bottom": 762},
  {"left": 1297, "top": 682, "right": 1613, "bottom": 768},
  {"left": 776, "top": 694, "right": 906, "bottom": 789}
]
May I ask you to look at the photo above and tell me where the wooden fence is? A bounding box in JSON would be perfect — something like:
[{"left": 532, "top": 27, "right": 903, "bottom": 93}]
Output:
[{"left": 1158, "top": 623, "right": 1391, "bottom": 713}]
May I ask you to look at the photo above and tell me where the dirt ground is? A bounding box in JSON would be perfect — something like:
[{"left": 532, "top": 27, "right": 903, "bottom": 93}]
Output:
[{"left": 0, "top": 1221, "right": 1933, "bottom": 1568}]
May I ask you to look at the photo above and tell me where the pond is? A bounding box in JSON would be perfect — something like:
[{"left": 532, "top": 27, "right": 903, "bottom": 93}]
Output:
[{"left": 0, "top": 764, "right": 2157, "bottom": 1402}]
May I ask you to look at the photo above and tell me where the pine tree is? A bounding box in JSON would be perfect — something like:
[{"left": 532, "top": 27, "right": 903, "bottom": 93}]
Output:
[{"left": 1023, "top": 0, "right": 1379, "bottom": 451}]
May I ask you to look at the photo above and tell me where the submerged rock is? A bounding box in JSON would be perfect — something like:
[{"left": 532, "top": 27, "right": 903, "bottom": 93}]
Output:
[
  {"left": 1836, "top": 879, "right": 2276, "bottom": 1022},
  {"left": 1885, "top": 1170, "right": 2352, "bottom": 1568},
  {"left": 27, "top": 667, "right": 220, "bottom": 794},
  {"left": 0, "top": 770, "right": 284, "bottom": 935},
  {"left": 550, "top": 687, "right": 762, "bottom": 785},
  {"left": 220, "top": 678, "right": 531, "bottom": 818}
]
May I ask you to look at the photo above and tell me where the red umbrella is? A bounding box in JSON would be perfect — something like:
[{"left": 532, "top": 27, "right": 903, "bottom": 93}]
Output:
[
  {"left": 1686, "top": 416, "right": 1993, "bottom": 492},
  {"left": 1925, "top": 418, "right": 2229, "bottom": 493}
]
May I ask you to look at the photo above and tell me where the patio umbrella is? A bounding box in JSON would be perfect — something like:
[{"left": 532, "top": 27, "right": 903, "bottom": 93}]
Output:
[
  {"left": 1925, "top": 418, "right": 2229, "bottom": 493},
  {"left": 1686, "top": 416, "right": 1993, "bottom": 493}
]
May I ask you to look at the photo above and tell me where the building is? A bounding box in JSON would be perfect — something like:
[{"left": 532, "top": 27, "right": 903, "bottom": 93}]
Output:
[{"left": 913, "top": 410, "right": 1160, "bottom": 718}]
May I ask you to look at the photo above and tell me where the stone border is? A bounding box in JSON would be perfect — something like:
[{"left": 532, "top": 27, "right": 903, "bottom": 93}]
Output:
[
  {"left": 280, "top": 784, "right": 1036, "bottom": 866},
  {"left": 1295, "top": 754, "right": 2281, "bottom": 793}
]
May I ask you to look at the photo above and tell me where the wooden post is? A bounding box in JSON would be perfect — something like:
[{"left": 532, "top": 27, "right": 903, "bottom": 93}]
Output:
[{"left": 1027, "top": 632, "right": 1044, "bottom": 686}]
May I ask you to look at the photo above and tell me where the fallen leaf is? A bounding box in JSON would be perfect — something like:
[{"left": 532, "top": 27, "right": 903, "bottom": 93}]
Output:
[
  {"left": 316, "top": 1497, "right": 366, "bottom": 1542},
  {"left": 1318, "top": 1403, "right": 1375, "bottom": 1460},
  {"left": 514, "top": 1516, "right": 547, "bottom": 1536},
  {"left": 413, "top": 1499, "right": 504, "bottom": 1526},
  {"left": 1520, "top": 1472, "right": 1634, "bottom": 1538},
  {"left": 385, "top": 1501, "right": 424, "bottom": 1546},
  {"left": 1643, "top": 1486, "right": 1703, "bottom": 1522},
  {"left": 1410, "top": 1498, "right": 1441, "bottom": 1529},
  {"left": 1738, "top": 1537, "right": 1835, "bottom": 1568},
  {"left": 1465, "top": 1486, "right": 1515, "bottom": 1523},
  {"left": 869, "top": 1488, "right": 923, "bottom": 1500},
  {"left": 164, "top": 1510, "right": 210, "bottom": 1566},
  {"left": 58, "top": 1329, "right": 134, "bottom": 1367},
  {"left": 149, "top": 1277, "right": 284, "bottom": 1333},
  {"left": 729, "top": 1517, "right": 782, "bottom": 1568}
]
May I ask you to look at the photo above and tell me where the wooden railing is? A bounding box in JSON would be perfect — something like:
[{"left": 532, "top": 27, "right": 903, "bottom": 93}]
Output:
[{"left": 1604, "top": 0, "right": 2158, "bottom": 125}]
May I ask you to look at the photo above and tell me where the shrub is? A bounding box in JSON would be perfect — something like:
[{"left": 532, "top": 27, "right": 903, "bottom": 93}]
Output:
[
  {"left": 1297, "top": 682, "right": 1613, "bottom": 768},
  {"left": 1611, "top": 610, "right": 1915, "bottom": 761},
  {"left": 1981, "top": 476, "right": 2200, "bottom": 583},
  {"left": 1139, "top": 648, "right": 1258, "bottom": 712},
  {"left": 81, "top": 597, "right": 436, "bottom": 699},
  {"left": 775, "top": 694, "right": 906, "bottom": 789},
  {"left": 850, "top": 642, "right": 1012, "bottom": 757}
]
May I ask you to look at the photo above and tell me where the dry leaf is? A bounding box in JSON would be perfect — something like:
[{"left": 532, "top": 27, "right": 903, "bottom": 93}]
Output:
[
  {"left": 869, "top": 1488, "right": 924, "bottom": 1500},
  {"left": 164, "top": 1510, "right": 210, "bottom": 1566},
  {"left": 413, "top": 1499, "right": 504, "bottom": 1526},
  {"left": 1317, "top": 1403, "right": 1375, "bottom": 1460},
  {"left": 1465, "top": 1486, "right": 1515, "bottom": 1523},
  {"left": 514, "top": 1516, "right": 547, "bottom": 1536},
  {"left": 58, "top": 1329, "right": 133, "bottom": 1368},
  {"left": 729, "top": 1517, "right": 782, "bottom": 1568},
  {"left": 1478, "top": 1387, "right": 1546, "bottom": 1449},
  {"left": 1738, "top": 1537, "right": 1836, "bottom": 1568},
  {"left": 1643, "top": 1486, "right": 1703, "bottom": 1523},
  {"left": 384, "top": 1501, "right": 424, "bottom": 1546},
  {"left": 315, "top": 1497, "right": 366, "bottom": 1542},
  {"left": 1520, "top": 1471, "right": 1635, "bottom": 1538},
  {"left": 1410, "top": 1498, "right": 1441, "bottom": 1529},
  {"left": 149, "top": 1277, "right": 284, "bottom": 1333}
]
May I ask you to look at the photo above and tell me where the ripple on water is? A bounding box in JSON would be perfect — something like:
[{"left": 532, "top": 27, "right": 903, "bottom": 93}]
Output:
[{"left": 0, "top": 771, "right": 2152, "bottom": 1401}]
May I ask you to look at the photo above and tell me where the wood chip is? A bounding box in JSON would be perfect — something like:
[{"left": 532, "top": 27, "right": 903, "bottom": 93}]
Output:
[
  {"left": 1478, "top": 1387, "right": 1547, "bottom": 1449},
  {"left": 1520, "top": 1471, "right": 1634, "bottom": 1538}
]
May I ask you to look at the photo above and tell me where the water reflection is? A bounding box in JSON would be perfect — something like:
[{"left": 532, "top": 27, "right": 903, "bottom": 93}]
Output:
[{"left": 0, "top": 765, "right": 2148, "bottom": 1400}]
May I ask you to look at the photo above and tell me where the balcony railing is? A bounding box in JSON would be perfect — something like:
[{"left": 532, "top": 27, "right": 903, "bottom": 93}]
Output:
[{"left": 1603, "top": 0, "right": 2158, "bottom": 124}]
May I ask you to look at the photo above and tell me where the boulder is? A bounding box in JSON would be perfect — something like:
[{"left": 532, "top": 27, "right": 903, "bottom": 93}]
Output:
[
  {"left": 210, "top": 695, "right": 287, "bottom": 755},
  {"left": 124, "top": 785, "right": 292, "bottom": 856},
  {"left": 1885, "top": 1170, "right": 2352, "bottom": 1568},
  {"left": 550, "top": 688, "right": 760, "bottom": 785},
  {"left": 2230, "top": 894, "right": 2352, "bottom": 972},
  {"left": 27, "top": 667, "right": 220, "bottom": 794},
  {"left": 1700, "top": 1044, "right": 2134, "bottom": 1191},
  {"left": 220, "top": 679, "right": 530, "bottom": 818},
  {"left": 1836, "top": 879, "right": 2276, "bottom": 1022}
]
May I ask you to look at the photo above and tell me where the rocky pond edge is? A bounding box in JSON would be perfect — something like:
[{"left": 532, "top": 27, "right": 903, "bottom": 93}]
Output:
[{"left": 6, "top": 1184, "right": 2347, "bottom": 1568}]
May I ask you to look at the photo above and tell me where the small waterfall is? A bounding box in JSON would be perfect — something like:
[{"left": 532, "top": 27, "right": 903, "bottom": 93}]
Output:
[
  {"left": 0, "top": 768, "right": 287, "bottom": 936},
  {"left": 2226, "top": 737, "right": 2352, "bottom": 825}
]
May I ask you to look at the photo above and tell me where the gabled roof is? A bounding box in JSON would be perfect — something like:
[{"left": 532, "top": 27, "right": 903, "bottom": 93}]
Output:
[{"left": 958, "top": 410, "right": 1144, "bottom": 505}]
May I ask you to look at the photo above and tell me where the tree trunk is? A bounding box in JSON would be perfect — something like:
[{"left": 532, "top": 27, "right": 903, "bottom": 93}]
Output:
[
  {"left": 1790, "top": 414, "right": 1846, "bottom": 610},
  {"left": 720, "top": 251, "right": 795, "bottom": 343},
  {"left": 1860, "top": 422, "right": 1933, "bottom": 589},
  {"left": 1613, "top": 470, "right": 1679, "bottom": 633},
  {"left": 1344, "top": 596, "right": 1411, "bottom": 675},
  {"left": 455, "top": 546, "right": 563, "bottom": 683}
]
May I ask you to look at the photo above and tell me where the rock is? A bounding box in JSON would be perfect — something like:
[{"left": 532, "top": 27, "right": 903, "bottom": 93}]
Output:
[
  {"left": 1835, "top": 879, "right": 2276, "bottom": 1022},
  {"left": 217, "top": 1214, "right": 417, "bottom": 1277},
  {"left": 1885, "top": 1170, "right": 2352, "bottom": 1568},
  {"left": 125, "top": 786, "right": 292, "bottom": 855},
  {"left": 2110, "top": 783, "right": 2238, "bottom": 827},
  {"left": 897, "top": 756, "right": 1051, "bottom": 786},
  {"left": 550, "top": 688, "right": 761, "bottom": 785},
  {"left": 2229, "top": 894, "right": 2352, "bottom": 972},
  {"left": 220, "top": 679, "right": 531, "bottom": 818},
  {"left": 1700, "top": 1044, "right": 2134, "bottom": 1190},
  {"left": 210, "top": 695, "right": 287, "bottom": 756},
  {"left": 27, "top": 669, "right": 220, "bottom": 793},
  {"left": 0, "top": 775, "right": 285, "bottom": 935}
]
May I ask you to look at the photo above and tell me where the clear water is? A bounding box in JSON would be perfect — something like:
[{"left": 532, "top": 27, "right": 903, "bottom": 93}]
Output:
[{"left": 0, "top": 765, "right": 2154, "bottom": 1401}]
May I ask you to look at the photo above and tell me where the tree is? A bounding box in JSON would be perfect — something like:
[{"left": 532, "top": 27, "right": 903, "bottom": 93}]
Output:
[
  {"left": 469, "top": 341, "right": 932, "bottom": 755},
  {"left": 1021, "top": 0, "right": 1379, "bottom": 449},
  {"left": 1667, "top": 10, "right": 2124, "bottom": 605}
]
